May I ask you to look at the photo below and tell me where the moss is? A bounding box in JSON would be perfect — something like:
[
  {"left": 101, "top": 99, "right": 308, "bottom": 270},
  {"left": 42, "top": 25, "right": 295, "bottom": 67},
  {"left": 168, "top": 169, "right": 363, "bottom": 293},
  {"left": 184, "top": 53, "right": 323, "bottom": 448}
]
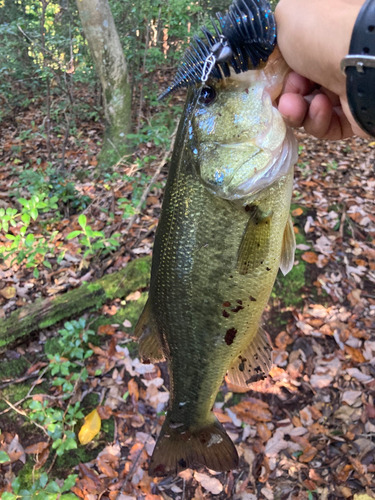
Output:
[
  {"left": 101, "top": 417, "right": 114, "bottom": 441},
  {"left": 0, "top": 256, "right": 151, "bottom": 349},
  {"left": 53, "top": 446, "right": 98, "bottom": 478},
  {"left": 18, "top": 458, "right": 42, "bottom": 489},
  {"left": 44, "top": 338, "right": 61, "bottom": 356},
  {"left": 0, "top": 357, "right": 29, "bottom": 381},
  {"left": 82, "top": 392, "right": 99, "bottom": 409},
  {"left": 0, "top": 383, "right": 30, "bottom": 413}
]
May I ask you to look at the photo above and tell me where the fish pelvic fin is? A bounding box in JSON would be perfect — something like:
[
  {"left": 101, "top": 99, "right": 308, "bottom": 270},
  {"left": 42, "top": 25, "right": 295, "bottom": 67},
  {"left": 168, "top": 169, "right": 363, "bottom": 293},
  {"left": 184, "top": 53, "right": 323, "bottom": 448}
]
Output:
[
  {"left": 237, "top": 205, "right": 272, "bottom": 275},
  {"left": 134, "top": 299, "right": 165, "bottom": 363},
  {"left": 149, "top": 416, "right": 239, "bottom": 477},
  {"left": 227, "top": 325, "right": 273, "bottom": 388},
  {"left": 279, "top": 214, "right": 296, "bottom": 276}
]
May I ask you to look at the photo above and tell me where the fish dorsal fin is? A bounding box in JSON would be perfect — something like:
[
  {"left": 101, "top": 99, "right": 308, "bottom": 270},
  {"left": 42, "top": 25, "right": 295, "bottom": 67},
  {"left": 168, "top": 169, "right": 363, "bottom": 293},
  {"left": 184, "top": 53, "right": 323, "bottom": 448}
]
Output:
[
  {"left": 279, "top": 214, "right": 296, "bottom": 276},
  {"left": 237, "top": 206, "right": 272, "bottom": 275},
  {"left": 226, "top": 325, "right": 273, "bottom": 388},
  {"left": 135, "top": 300, "right": 165, "bottom": 363}
]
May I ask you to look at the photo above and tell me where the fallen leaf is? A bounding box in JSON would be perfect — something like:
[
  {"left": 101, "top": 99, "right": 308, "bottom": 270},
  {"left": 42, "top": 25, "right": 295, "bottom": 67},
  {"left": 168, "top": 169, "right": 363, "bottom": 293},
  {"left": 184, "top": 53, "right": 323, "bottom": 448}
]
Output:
[
  {"left": 78, "top": 408, "right": 101, "bottom": 445},
  {"left": 123, "top": 319, "right": 132, "bottom": 328},
  {"left": 194, "top": 472, "right": 223, "bottom": 495},
  {"left": 292, "top": 207, "right": 303, "bottom": 216},
  {"left": 128, "top": 378, "right": 139, "bottom": 402},
  {"left": 126, "top": 290, "right": 141, "bottom": 301},
  {"left": 301, "top": 251, "right": 319, "bottom": 264},
  {"left": 299, "top": 446, "right": 318, "bottom": 462},
  {"left": 231, "top": 401, "right": 272, "bottom": 423},
  {"left": 102, "top": 304, "right": 118, "bottom": 315},
  {"left": 256, "top": 422, "right": 272, "bottom": 443},
  {"left": 310, "top": 373, "right": 333, "bottom": 389},
  {"left": 24, "top": 441, "right": 49, "bottom": 454},
  {"left": 342, "top": 390, "right": 362, "bottom": 406},
  {"left": 0, "top": 286, "right": 16, "bottom": 299},
  {"left": 344, "top": 345, "right": 366, "bottom": 363},
  {"left": 98, "top": 324, "right": 116, "bottom": 336},
  {"left": 97, "top": 406, "right": 113, "bottom": 420}
]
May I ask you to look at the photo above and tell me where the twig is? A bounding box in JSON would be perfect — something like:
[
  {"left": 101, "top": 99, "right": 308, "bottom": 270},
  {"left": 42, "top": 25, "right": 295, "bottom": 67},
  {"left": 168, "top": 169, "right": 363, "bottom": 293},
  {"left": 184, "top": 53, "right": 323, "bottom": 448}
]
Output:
[
  {"left": 0, "top": 366, "right": 49, "bottom": 415},
  {"left": 2, "top": 398, "right": 50, "bottom": 437},
  {"left": 125, "top": 123, "right": 178, "bottom": 234}
]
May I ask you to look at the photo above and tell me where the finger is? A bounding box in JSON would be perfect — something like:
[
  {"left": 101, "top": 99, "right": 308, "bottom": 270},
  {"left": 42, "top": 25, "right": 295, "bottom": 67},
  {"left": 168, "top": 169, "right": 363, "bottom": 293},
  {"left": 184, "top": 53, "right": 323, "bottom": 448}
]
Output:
[
  {"left": 303, "top": 93, "right": 343, "bottom": 139},
  {"left": 278, "top": 93, "right": 309, "bottom": 128},
  {"left": 282, "top": 71, "right": 318, "bottom": 96}
]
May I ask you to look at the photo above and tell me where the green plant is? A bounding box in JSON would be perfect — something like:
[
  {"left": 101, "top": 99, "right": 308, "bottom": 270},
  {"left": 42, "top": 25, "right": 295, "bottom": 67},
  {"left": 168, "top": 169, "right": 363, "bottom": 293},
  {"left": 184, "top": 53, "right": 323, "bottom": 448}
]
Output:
[
  {"left": 0, "top": 194, "right": 62, "bottom": 277},
  {"left": 66, "top": 214, "right": 120, "bottom": 258},
  {"left": 3, "top": 474, "right": 79, "bottom": 500}
]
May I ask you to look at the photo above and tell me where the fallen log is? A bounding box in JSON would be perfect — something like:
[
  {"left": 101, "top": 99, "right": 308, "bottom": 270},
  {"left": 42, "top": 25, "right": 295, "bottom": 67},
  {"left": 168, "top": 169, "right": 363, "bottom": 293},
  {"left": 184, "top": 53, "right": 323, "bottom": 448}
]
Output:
[{"left": 0, "top": 256, "right": 151, "bottom": 350}]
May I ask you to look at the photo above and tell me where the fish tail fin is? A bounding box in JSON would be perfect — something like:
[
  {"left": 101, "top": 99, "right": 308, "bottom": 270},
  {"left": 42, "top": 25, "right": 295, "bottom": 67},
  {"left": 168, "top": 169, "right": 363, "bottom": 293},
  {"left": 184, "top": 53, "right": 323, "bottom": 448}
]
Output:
[{"left": 149, "top": 415, "right": 239, "bottom": 476}]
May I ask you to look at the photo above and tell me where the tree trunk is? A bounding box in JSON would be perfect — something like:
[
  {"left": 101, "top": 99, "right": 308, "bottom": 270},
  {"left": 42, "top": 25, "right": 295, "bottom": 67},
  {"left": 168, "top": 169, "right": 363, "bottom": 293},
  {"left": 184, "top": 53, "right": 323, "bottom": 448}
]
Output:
[
  {"left": 0, "top": 257, "right": 151, "bottom": 350},
  {"left": 76, "top": 0, "right": 132, "bottom": 168}
]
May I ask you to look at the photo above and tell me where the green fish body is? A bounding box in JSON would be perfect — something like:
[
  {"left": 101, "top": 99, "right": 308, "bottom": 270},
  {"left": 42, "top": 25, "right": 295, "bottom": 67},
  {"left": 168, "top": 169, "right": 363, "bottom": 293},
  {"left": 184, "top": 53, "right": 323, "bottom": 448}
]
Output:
[{"left": 136, "top": 51, "right": 298, "bottom": 476}]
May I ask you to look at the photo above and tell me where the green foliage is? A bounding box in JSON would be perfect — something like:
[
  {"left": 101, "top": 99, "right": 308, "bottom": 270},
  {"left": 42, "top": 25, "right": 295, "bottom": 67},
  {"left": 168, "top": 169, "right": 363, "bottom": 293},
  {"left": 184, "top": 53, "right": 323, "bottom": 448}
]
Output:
[
  {"left": 66, "top": 214, "right": 120, "bottom": 259},
  {"left": 12, "top": 164, "right": 92, "bottom": 214},
  {"left": 3, "top": 474, "right": 79, "bottom": 500},
  {"left": 46, "top": 318, "right": 94, "bottom": 395},
  {"left": 26, "top": 319, "right": 93, "bottom": 458},
  {"left": 0, "top": 194, "right": 62, "bottom": 276}
]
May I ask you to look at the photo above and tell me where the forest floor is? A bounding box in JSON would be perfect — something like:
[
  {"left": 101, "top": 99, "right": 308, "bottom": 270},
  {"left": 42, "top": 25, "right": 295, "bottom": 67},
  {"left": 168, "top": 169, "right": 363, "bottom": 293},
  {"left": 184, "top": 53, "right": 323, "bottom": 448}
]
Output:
[{"left": 0, "top": 80, "right": 375, "bottom": 500}]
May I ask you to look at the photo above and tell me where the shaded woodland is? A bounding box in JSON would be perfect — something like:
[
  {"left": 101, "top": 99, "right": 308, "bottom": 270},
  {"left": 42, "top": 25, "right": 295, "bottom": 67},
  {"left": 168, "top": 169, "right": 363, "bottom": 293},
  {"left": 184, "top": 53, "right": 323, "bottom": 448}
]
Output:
[{"left": 0, "top": 1, "right": 375, "bottom": 499}]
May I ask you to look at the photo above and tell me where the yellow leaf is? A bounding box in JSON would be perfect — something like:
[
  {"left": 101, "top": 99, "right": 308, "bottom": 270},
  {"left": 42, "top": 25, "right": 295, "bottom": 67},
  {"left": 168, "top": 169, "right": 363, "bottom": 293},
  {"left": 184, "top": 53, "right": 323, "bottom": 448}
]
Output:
[
  {"left": 354, "top": 495, "right": 375, "bottom": 500},
  {"left": 0, "top": 286, "right": 16, "bottom": 299},
  {"left": 368, "top": 142, "right": 375, "bottom": 147},
  {"left": 78, "top": 409, "right": 101, "bottom": 445}
]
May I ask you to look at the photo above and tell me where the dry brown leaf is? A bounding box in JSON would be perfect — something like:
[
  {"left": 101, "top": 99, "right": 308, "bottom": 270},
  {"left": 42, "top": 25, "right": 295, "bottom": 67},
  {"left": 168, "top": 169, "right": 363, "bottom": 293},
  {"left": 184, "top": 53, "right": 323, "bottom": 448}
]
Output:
[
  {"left": 128, "top": 378, "right": 139, "bottom": 402},
  {"left": 125, "top": 290, "right": 141, "bottom": 301},
  {"left": 102, "top": 304, "right": 118, "bottom": 315},
  {"left": 35, "top": 446, "right": 51, "bottom": 470},
  {"left": 299, "top": 446, "right": 318, "bottom": 463},
  {"left": 344, "top": 345, "right": 366, "bottom": 363},
  {"left": 301, "top": 251, "right": 319, "bottom": 264},
  {"left": 231, "top": 401, "right": 272, "bottom": 423},
  {"left": 98, "top": 324, "right": 117, "bottom": 336},
  {"left": 97, "top": 405, "right": 113, "bottom": 420},
  {"left": 128, "top": 442, "right": 147, "bottom": 465},
  {"left": 292, "top": 207, "right": 303, "bottom": 216},
  {"left": 194, "top": 472, "right": 223, "bottom": 495},
  {"left": 24, "top": 441, "right": 49, "bottom": 454},
  {"left": 256, "top": 422, "right": 272, "bottom": 443}
]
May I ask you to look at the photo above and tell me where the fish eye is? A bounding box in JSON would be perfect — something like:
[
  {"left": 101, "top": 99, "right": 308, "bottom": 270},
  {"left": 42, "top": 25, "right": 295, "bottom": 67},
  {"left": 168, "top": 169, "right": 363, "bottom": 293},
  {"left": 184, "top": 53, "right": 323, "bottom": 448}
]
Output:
[{"left": 199, "top": 86, "right": 216, "bottom": 106}]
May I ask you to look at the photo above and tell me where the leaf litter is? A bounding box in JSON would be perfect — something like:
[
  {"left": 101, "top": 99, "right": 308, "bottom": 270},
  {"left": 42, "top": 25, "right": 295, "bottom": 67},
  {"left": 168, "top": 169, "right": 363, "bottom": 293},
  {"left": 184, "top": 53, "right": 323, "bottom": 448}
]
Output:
[{"left": 0, "top": 86, "right": 375, "bottom": 500}]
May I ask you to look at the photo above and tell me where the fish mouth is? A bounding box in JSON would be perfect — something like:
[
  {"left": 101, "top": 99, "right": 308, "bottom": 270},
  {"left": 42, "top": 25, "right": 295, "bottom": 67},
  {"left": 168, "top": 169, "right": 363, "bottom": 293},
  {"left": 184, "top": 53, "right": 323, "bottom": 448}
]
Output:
[{"left": 197, "top": 128, "right": 298, "bottom": 200}]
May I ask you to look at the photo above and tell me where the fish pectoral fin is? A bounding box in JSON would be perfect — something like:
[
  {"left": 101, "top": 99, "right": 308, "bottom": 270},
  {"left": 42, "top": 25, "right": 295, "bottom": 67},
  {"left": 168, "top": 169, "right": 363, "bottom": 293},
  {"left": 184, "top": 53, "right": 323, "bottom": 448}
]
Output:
[
  {"left": 149, "top": 415, "right": 239, "bottom": 477},
  {"left": 279, "top": 214, "right": 296, "bottom": 276},
  {"left": 237, "top": 206, "right": 272, "bottom": 275},
  {"left": 135, "top": 300, "right": 165, "bottom": 363},
  {"left": 227, "top": 325, "right": 273, "bottom": 388}
]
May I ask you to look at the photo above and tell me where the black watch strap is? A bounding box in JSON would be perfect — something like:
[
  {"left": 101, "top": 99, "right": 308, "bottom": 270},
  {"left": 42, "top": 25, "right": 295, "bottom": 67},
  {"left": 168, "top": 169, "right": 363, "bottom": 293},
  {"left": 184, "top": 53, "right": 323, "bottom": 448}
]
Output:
[{"left": 341, "top": 0, "right": 375, "bottom": 137}]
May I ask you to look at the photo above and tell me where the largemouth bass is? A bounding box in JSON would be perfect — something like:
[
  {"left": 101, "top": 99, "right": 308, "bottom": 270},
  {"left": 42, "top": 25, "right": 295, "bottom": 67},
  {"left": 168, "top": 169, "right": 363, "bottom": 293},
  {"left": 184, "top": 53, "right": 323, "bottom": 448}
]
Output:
[{"left": 136, "top": 1, "right": 298, "bottom": 477}]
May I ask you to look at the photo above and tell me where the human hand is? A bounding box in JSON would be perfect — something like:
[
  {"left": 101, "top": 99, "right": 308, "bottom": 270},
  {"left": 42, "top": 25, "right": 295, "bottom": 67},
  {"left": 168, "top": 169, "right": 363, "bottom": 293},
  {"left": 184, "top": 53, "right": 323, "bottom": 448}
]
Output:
[{"left": 275, "top": 0, "right": 368, "bottom": 140}]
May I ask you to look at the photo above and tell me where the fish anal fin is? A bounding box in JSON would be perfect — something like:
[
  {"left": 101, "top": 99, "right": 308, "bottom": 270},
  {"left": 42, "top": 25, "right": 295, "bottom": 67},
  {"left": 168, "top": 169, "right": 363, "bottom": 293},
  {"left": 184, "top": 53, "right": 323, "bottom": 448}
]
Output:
[
  {"left": 135, "top": 300, "right": 165, "bottom": 363},
  {"left": 227, "top": 325, "right": 273, "bottom": 388},
  {"left": 149, "top": 416, "right": 239, "bottom": 476},
  {"left": 237, "top": 206, "right": 272, "bottom": 275},
  {"left": 279, "top": 214, "right": 296, "bottom": 276}
]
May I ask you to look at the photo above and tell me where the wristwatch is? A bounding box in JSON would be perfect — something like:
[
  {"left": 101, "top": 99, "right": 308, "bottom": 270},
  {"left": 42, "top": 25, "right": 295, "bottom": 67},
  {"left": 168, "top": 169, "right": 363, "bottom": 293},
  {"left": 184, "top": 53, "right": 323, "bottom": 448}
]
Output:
[{"left": 341, "top": 0, "right": 375, "bottom": 137}]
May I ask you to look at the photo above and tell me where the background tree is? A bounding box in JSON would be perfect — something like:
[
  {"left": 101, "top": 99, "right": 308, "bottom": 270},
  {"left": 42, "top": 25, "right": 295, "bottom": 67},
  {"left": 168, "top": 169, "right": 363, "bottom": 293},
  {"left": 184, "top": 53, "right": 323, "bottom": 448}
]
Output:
[{"left": 76, "top": 0, "right": 132, "bottom": 168}]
